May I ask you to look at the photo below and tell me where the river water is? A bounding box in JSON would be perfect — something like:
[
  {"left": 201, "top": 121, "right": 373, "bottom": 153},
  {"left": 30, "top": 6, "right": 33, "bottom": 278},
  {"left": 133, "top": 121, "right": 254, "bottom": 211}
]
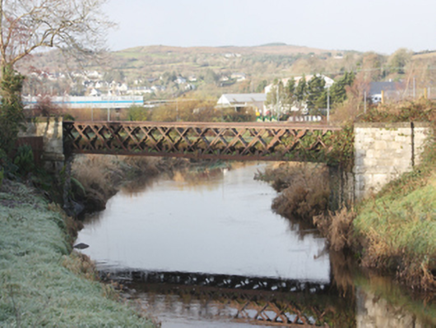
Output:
[{"left": 76, "top": 162, "right": 436, "bottom": 327}]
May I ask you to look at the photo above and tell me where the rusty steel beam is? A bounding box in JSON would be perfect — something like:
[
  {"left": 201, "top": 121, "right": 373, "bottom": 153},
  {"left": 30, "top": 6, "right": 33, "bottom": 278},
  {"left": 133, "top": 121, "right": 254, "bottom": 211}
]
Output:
[{"left": 63, "top": 121, "right": 342, "bottom": 161}]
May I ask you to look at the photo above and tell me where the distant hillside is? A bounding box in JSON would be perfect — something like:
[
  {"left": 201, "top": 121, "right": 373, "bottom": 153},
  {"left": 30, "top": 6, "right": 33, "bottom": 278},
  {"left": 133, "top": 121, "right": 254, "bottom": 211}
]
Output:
[
  {"left": 16, "top": 43, "right": 365, "bottom": 98},
  {"left": 119, "top": 44, "right": 330, "bottom": 56}
]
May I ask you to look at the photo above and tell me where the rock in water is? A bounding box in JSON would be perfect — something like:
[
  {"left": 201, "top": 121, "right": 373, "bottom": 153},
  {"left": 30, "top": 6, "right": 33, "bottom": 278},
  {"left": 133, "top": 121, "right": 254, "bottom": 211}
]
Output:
[{"left": 73, "top": 242, "right": 89, "bottom": 249}]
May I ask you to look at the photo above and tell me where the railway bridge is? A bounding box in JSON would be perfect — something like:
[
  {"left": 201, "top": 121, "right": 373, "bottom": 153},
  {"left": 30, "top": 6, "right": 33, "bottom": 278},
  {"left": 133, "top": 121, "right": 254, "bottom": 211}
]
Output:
[
  {"left": 63, "top": 121, "right": 342, "bottom": 162},
  {"left": 19, "top": 118, "right": 430, "bottom": 200}
]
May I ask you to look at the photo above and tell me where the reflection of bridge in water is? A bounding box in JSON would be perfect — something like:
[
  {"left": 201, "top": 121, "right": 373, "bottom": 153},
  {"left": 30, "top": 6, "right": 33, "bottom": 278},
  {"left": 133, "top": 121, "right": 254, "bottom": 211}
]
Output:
[
  {"left": 63, "top": 121, "right": 342, "bottom": 161},
  {"left": 103, "top": 270, "right": 354, "bottom": 327}
]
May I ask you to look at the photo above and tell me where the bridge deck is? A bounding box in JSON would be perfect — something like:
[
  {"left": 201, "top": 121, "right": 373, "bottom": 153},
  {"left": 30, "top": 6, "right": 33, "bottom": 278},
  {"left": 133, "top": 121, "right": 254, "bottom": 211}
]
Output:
[{"left": 63, "top": 121, "right": 342, "bottom": 161}]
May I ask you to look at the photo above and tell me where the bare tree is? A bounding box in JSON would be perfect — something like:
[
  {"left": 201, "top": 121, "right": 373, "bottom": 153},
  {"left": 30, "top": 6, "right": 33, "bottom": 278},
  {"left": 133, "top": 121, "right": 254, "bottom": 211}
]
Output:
[
  {"left": 0, "top": 0, "right": 114, "bottom": 154},
  {"left": 0, "top": 0, "right": 114, "bottom": 70}
]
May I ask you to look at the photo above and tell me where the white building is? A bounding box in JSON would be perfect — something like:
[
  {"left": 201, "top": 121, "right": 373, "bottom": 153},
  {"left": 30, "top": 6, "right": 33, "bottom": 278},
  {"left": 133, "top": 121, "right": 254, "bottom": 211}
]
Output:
[
  {"left": 217, "top": 93, "right": 266, "bottom": 112},
  {"left": 230, "top": 73, "right": 246, "bottom": 82}
]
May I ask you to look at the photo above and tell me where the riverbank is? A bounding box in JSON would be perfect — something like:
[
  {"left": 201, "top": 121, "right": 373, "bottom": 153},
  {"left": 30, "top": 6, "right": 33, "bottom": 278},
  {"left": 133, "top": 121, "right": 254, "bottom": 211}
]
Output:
[
  {"left": 352, "top": 142, "right": 436, "bottom": 290},
  {"left": 70, "top": 155, "right": 191, "bottom": 214},
  {"left": 259, "top": 146, "right": 436, "bottom": 290},
  {"left": 258, "top": 99, "right": 436, "bottom": 291},
  {"left": 0, "top": 179, "right": 157, "bottom": 327}
]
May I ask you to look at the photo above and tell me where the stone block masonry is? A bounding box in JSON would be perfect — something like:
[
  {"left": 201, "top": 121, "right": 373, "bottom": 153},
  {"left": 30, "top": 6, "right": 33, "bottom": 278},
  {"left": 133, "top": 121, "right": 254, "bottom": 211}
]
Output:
[
  {"left": 18, "top": 117, "right": 64, "bottom": 172},
  {"left": 354, "top": 122, "right": 432, "bottom": 200}
]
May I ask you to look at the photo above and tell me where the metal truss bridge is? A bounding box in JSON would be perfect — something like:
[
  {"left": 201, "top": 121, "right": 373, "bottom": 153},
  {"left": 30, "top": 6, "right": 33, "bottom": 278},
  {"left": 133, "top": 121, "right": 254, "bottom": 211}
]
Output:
[{"left": 63, "top": 121, "right": 342, "bottom": 161}]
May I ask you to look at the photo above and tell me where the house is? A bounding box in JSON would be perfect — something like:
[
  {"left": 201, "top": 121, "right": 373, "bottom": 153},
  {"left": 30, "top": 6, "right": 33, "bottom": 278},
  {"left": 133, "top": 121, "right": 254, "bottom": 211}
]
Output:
[
  {"left": 95, "top": 80, "right": 109, "bottom": 89},
  {"left": 230, "top": 73, "right": 246, "bottom": 82},
  {"left": 88, "top": 88, "right": 102, "bottom": 96},
  {"left": 151, "top": 85, "right": 166, "bottom": 92},
  {"left": 217, "top": 93, "right": 266, "bottom": 113},
  {"left": 369, "top": 81, "right": 402, "bottom": 103},
  {"left": 126, "top": 87, "right": 153, "bottom": 95},
  {"left": 224, "top": 53, "right": 242, "bottom": 58},
  {"left": 175, "top": 76, "right": 187, "bottom": 84},
  {"left": 85, "top": 70, "right": 102, "bottom": 80}
]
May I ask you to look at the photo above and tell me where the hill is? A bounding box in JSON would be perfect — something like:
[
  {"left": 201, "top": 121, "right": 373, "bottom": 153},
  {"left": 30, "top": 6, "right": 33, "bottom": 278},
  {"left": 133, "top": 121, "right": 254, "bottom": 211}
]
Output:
[{"left": 17, "top": 43, "right": 360, "bottom": 98}]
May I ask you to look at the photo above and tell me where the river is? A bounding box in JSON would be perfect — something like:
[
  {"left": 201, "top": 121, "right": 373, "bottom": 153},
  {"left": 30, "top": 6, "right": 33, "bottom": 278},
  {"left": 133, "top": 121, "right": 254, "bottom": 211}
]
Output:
[{"left": 76, "top": 162, "right": 436, "bottom": 327}]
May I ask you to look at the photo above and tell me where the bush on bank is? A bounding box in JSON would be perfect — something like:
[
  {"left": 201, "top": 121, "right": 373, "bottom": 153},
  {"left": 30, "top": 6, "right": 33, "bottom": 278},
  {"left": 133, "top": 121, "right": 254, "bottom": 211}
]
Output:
[
  {"left": 0, "top": 179, "right": 156, "bottom": 327},
  {"left": 254, "top": 163, "right": 330, "bottom": 221},
  {"left": 71, "top": 155, "right": 189, "bottom": 213}
]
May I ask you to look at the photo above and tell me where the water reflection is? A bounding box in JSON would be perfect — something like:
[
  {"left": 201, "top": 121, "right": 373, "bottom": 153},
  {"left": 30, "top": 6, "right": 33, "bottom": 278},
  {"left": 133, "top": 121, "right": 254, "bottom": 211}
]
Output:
[
  {"left": 76, "top": 161, "right": 436, "bottom": 327},
  {"left": 355, "top": 273, "right": 436, "bottom": 327},
  {"left": 77, "top": 162, "right": 330, "bottom": 281},
  {"left": 108, "top": 271, "right": 354, "bottom": 328}
]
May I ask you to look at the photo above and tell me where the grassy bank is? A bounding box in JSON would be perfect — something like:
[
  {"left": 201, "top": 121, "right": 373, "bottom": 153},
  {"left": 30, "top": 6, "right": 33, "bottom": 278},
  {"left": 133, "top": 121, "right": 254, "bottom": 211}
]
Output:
[
  {"left": 350, "top": 100, "right": 436, "bottom": 290},
  {"left": 352, "top": 144, "right": 436, "bottom": 290},
  {"left": 258, "top": 99, "right": 436, "bottom": 290},
  {"left": 0, "top": 180, "right": 156, "bottom": 327}
]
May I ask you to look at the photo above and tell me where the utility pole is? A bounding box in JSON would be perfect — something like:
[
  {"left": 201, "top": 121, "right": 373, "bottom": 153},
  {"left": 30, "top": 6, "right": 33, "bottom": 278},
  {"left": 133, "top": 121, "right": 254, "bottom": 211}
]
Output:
[
  {"left": 176, "top": 97, "right": 179, "bottom": 121},
  {"left": 327, "top": 86, "right": 330, "bottom": 122},
  {"left": 364, "top": 91, "right": 367, "bottom": 113},
  {"left": 413, "top": 76, "right": 416, "bottom": 98},
  {"left": 276, "top": 85, "right": 279, "bottom": 120}
]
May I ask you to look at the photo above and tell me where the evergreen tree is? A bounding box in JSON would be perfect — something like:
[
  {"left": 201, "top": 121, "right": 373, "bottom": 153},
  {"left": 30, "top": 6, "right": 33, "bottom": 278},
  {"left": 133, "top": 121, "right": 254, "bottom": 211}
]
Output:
[
  {"left": 256, "top": 80, "right": 268, "bottom": 93},
  {"left": 330, "top": 72, "right": 355, "bottom": 105},
  {"left": 0, "top": 66, "right": 25, "bottom": 155},
  {"left": 295, "top": 74, "right": 307, "bottom": 102},
  {"left": 285, "top": 78, "right": 296, "bottom": 106},
  {"left": 306, "top": 75, "right": 326, "bottom": 109}
]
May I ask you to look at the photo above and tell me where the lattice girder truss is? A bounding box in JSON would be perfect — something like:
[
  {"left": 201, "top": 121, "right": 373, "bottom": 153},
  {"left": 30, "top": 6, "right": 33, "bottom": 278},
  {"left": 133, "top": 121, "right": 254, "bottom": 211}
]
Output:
[{"left": 63, "top": 121, "right": 342, "bottom": 161}]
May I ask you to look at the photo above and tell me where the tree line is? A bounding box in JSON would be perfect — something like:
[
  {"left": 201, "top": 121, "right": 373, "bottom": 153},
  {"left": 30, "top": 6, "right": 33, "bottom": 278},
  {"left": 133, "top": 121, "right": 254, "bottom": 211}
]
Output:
[{"left": 265, "top": 72, "right": 355, "bottom": 114}]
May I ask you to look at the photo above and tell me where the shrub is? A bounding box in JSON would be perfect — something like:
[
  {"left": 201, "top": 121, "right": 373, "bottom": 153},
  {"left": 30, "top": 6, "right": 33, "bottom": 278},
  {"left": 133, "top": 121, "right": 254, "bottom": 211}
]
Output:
[
  {"left": 13, "top": 144, "right": 35, "bottom": 175},
  {"left": 256, "top": 163, "right": 330, "bottom": 221},
  {"left": 313, "top": 208, "right": 356, "bottom": 252},
  {"left": 128, "top": 105, "right": 151, "bottom": 121},
  {"left": 0, "top": 66, "right": 25, "bottom": 155}
]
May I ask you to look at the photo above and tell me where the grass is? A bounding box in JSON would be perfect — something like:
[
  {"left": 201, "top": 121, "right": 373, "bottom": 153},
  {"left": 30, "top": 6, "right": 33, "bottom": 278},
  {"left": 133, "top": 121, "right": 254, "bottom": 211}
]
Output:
[
  {"left": 0, "top": 180, "right": 156, "bottom": 327},
  {"left": 353, "top": 170, "right": 436, "bottom": 290},
  {"left": 348, "top": 100, "right": 436, "bottom": 290},
  {"left": 257, "top": 99, "right": 436, "bottom": 290}
]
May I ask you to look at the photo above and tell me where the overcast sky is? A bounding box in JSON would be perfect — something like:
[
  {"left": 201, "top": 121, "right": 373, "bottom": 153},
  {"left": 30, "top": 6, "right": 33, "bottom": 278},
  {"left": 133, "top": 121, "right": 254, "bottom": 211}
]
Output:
[{"left": 103, "top": 0, "right": 436, "bottom": 55}]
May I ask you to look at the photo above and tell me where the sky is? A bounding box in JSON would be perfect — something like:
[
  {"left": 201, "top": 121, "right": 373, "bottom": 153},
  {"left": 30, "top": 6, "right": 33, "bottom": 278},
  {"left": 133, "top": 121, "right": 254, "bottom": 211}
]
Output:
[{"left": 103, "top": 0, "right": 436, "bottom": 55}]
